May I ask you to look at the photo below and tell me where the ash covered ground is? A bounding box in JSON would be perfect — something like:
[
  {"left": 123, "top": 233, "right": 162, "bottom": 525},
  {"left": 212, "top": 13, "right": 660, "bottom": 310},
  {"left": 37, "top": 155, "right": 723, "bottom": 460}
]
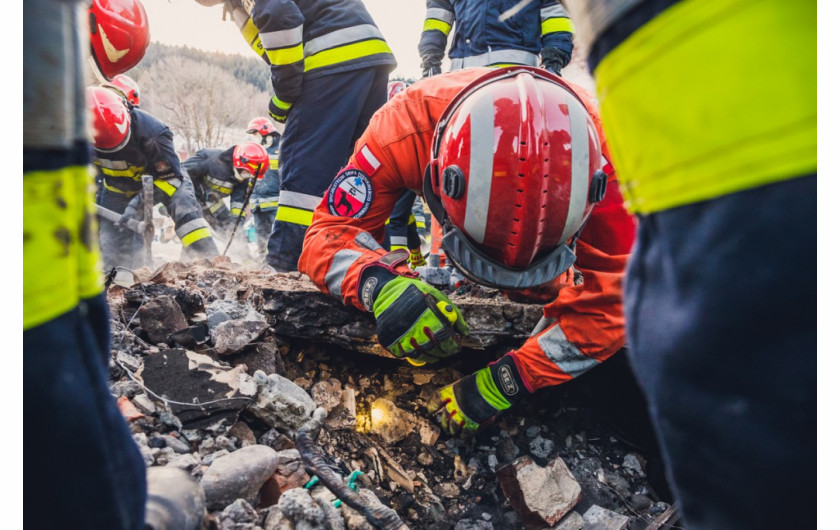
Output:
[{"left": 107, "top": 257, "right": 682, "bottom": 530}]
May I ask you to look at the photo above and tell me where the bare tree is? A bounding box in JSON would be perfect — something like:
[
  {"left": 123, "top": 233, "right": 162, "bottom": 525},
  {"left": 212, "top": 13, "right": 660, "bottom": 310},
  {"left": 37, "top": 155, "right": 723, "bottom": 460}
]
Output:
[{"left": 141, "top": 56, "right": 269, "bottom": 154}]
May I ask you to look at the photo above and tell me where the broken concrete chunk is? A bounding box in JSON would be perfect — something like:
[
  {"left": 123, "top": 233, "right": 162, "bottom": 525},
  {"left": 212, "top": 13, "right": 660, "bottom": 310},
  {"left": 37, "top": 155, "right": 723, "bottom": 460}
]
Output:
[
  {"left": 278, "top": 488, "right": 325, "bottom": 527},
  {"left": 553, "top": 511, "right": 585, "bottom": 530},
  {"left": 245, "top": 370, "right": 316, "bottom": 431},
  {"left": 137, "top": 349, "right": 252, "bottom": 431},
  {"left": 217, "top": 498, "right": 259, "bottom": 529},
  {"left": 582, "top": 505, "right": 629, "bottom": 530},
  {"left": 200, "top": 445, "right": 281, "bottom": 510},
  {"left": 496, "top": 455, "right": 581, "bottom": 529},
  {"left": 138, "top": 295, "right": 189, "bottom": 343},
  {"left": 262, "top": 505, "right": 295, "bottom": 530},
  {"left": 212, "top": 319, "right": 269, "bottom": 355},
  {"left": 310, "top": 378, "right": 343, "bottom": 413}
]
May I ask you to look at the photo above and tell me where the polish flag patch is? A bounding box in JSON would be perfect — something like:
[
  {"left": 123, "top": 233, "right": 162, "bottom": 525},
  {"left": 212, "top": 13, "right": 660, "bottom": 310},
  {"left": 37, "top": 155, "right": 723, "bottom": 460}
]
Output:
[{"left": 356, "top": 144, "right": 381, "bottom": 175}]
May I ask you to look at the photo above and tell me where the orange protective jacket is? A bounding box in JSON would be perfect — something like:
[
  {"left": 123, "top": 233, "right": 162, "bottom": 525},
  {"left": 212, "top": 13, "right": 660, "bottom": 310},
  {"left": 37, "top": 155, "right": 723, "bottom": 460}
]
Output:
[{"left": 299, "top": 68, "right": 635, "bottom": 391}]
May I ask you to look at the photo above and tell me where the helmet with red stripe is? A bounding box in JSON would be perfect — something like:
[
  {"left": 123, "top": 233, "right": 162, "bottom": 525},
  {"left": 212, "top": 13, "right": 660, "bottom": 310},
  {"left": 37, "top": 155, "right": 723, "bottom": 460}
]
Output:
[
  {"left": 424, "top": 67, "right": 608, "bottom": 290},
  {"left": 246, "top": 117, "right": 278, "bottom": 137},
  {"left": 89, "top": 0, "right": 151, "bottom": 82},
  {"left": 233, "top": 142, "right": 269, "bottom": 181},
  {"left": 387, "top": 80, "right": 407, "bottom": 100},
  {"left": 87, "top": 86, "right": 132, "bottom": 152},
  {"left": 104, "top": 74, "right": 140, "bottom": 107}
]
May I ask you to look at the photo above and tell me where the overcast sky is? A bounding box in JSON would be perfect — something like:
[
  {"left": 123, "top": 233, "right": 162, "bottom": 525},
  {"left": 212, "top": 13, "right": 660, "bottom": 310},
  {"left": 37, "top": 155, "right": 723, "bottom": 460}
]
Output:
[{"left": 141, "top": 0, "right": 432, "bottom": 79}]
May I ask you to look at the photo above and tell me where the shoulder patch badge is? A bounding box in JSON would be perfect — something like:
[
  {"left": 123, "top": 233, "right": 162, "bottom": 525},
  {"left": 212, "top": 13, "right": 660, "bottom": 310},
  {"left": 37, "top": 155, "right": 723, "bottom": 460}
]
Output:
[{"left": 327, "top": 169, "right": 373, "bottom": 218}]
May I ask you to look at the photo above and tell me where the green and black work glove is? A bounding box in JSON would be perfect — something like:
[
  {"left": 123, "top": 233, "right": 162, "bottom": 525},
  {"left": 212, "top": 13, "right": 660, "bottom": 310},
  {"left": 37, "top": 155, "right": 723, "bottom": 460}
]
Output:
[
  {"left": 360, "top": 251, "right": 469, "bottom": 365},
  {"left": 268, "top": 95, "right": 291, "bottom": 124},
  {"left": 427, "top": 353, "right": 530, "bottom": 439}
]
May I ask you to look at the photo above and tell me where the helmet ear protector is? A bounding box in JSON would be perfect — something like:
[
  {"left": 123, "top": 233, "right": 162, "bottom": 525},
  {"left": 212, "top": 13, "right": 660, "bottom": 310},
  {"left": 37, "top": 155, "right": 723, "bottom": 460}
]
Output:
[{"left": 422, "top": 67, "right": 610, "bottom": 290}]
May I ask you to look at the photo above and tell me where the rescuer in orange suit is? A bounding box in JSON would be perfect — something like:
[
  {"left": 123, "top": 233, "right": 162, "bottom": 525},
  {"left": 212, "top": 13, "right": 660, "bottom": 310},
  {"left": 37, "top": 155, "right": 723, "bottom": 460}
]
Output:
[{"left": 299, "top": 66, "right": 635, "bottom": 438}]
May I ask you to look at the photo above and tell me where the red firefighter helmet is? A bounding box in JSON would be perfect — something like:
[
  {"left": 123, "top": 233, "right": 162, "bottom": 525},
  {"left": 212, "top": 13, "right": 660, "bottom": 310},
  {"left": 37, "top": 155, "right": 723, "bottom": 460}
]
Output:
[
  {"left": 233, "top": 143, "right": 269, "bottom": 181},
  {"left": 105, "top": 74, "right": 140, "bottom": 107},
  {"left": 89, "top": 0, "right": 151, "bottom": 81},
  {"left": 87, "top": 86, "right": 132, "bottom": 152},
  {"left": 387, "top": 80, "right": 407, "bottom": 100},
  {"left": 424, "top": 67, "right": 608, "bottom": 290},
  {"left": 245, "top": 117, "right": 278, "bottom": 137}
]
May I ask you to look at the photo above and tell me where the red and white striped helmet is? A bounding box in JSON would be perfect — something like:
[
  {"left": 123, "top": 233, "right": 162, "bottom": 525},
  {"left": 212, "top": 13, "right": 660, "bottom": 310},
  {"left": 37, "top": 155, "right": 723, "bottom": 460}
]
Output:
[
  {"left": 424, "top": 67, "right": 607, "bottom": 289},
  {"left": 87, "top": 86, "right": 132, "bottom": 152}
]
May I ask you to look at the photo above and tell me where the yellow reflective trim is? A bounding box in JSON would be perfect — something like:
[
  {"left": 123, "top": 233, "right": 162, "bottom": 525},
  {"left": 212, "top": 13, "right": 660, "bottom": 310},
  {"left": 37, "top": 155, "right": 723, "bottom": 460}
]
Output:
[
  {"left": 541, "top": 17, "right": 575, "bottom": 35},
  {"left": 423, "top": 19, "right": 452, "bottom": 35},
  {"left": 254, "top": 201, "right": 278, "bottom": 209},
  {"left": 266, "top": 43, "right": 304, "bottom": 66},
  {"left": 230, "top": 208, "right": 242, "bottom": 216},
  {"left": 270, "top": 159, "right": 279, "bottom": 170},
  {"left": 241, "top": 19, "right": 265, "bottom": 56},
  {"left": 153, "top": 180, "right": 177, "bottom": 196},
  {"left": 181, "top": 227, "right": 212, "bottom": 247},
  {"left": 390, "top": 245, "right": 408, "bottom": 251},
  {"left": 24, "top": 165, "right": 103, "bottom": 330},
  {"left": 209, "top": 200, "right": 225, "bottom": 214},
  {"left": 102, "top": 181, "right": 139, "bottom": 197},
  {"left": 98, "top": 165, "right": 144, "bottom": 178},
  {"left": 304, "top": 39, "right": 393, "bottom": 71},
  {"left": 595, "top": 0, "right": 816, "bottom": 214},
  {"left": 416, "top": 221, "right": 426, "bottom": 229},
  {"left": 275, "top": 206, "right": 314, "bottom": 226},
  {"left": 408, "top": 214, "right": 416, "bottom": 224},
  {"left": 208, "top": 183, "right": 233, "bottom": 194},
  {"left": 272, "top": 96, "right": 292, "bottom": 110}
]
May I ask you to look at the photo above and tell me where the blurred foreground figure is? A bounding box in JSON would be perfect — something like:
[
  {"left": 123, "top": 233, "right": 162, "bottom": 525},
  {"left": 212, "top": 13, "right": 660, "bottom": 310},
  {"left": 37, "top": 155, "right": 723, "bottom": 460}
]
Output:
[
  {"left": 563, "top": 1, "right": 816, "bottom": 527},
  {"left": 23, "top": 0, "right": 149, "bottom": 527}
]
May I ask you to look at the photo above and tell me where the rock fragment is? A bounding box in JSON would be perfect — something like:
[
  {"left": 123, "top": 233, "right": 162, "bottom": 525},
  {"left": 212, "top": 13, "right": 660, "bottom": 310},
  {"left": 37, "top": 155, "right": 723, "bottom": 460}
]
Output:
[
  {"left": 258, "top": 449, "right": 310, "bottom": 507},
  {"left": 496, "top": 455, "right": 581, "bottom": 529},
  {"left": 582, "top": 505, "right": 629, "bottom": 530},
  {"left": 138, "top": 295, "right": 189, "bottom": 343},
  {"left": 245, "top": 370, "right": 316, "bottom": 431},
  {"left": 217, "top": 499, "right": 259, "bottom": 530},
  {"left": 278, "top": 488, "right": 325, "bottom": 528},
  {"left": 213, "top": 319, "right": 268, "bottom": 355},
  {"left": 200, "top": 445, "right": 281, "bottom": 509},
  {"left": 145, "top": 467, "right": 206, "bottom": 530}
]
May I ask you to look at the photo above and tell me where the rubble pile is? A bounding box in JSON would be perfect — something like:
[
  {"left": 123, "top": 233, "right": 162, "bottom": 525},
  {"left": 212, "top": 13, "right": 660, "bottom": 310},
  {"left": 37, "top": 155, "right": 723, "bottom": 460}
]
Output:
[{"left": 107, "top": 258, "right": 680, "bottom": 529}]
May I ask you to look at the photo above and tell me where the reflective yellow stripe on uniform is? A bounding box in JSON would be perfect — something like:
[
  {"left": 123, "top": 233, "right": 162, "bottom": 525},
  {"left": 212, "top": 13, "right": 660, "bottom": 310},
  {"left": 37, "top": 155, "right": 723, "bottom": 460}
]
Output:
[
  {"left": 423, "top": 19, "right": 452, "bottom": 35},
  {"left": 275, "top": 206, "right": 314, "bottom": 226},
  {"left": 303, "top": 25, "right": 392, "bottom": 72},
  {"left": 270, "top": 159, "right": 280, "bottom": 170},
  {"left": 24, "top": 165, "right": 103, "bottom": 330},
  {"left": 102, "top": 180, "right": 139, "bottom": 197},
  {"left": 541, "top": 17, "right": 575, "bottom": 35},
  {"left": 266, "top": 44, "right": 304, "bottom": 66},
  {"left": 305, "top": 40, "right": 392, "bottom": 71},
  {"left": 181, "top": 227, "right": 213, "bottom": 247},
  {"left": 154, "top": 180, "right": 177, "bottom": 196},
  {"left": 596, "top": 0, "right": 816, "bottom": 214}
]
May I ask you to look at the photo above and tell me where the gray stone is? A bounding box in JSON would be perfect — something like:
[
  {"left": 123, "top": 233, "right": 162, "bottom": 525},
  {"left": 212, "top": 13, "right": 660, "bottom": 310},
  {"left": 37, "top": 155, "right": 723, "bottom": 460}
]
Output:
[
  {"left": 433, "top": 482, "right": 460, "bottom": 499},
  {"left": 310, "top": 488, "right": 346, "bottom": 530},
  {"left": 132, "top": 394, "right": 157, "bottom": 415},
  {"left": 454, "top": 520, "right": 493, "bottom": 530},
  {"left": 213, "top": 319, "right": 269, "bottom": 355},
  {"left": 582, "top": 505, "right": 629, "bottom": 530},
  {"left": 202, "top": 450, "right": 230, "bottom": 466},
  {"left": 553, "top": 512, "right": 585, "bottom": 530},
  {"left": 526, "top": 426, "right": 541, "bottom": 438},
  {"left": 529, "top": 435, "right": 555, "bottom": 459},
  {"left": 278, "top": 488, "right": 325, "bottom": 528},
  {"left": 218, "top": 499, "right": 259, "bottom": 529},
  {"left": 262, "top": 505, "right": 295, "bottom": 530},
  {"left": 138, "top": 295, "right": 189, "bottom": 343},
  {"left": 160, "top": 435, "right": 191, "bottom": 454},
  {"left": 496, "top": 456, "right": 581, "bottom": 529},
  {"left": 310, "top": 378, "right": 343, "bottom": 413},
  {"left": 166, "top": 453, "right": 201, "bottom": 472},
  {"left": 145, "top": 467, "right": 206, "bottom": 530},
  {"left": 111, "top": 380, "right": 143, "bottom": 398},
  {"left": 488, "top": 454, "right": 499, "bottom": 471},
  {"left": 201, "top": 445, "right": 281, "bottom": 509},
  {"left": 245, "top": 371, "right": 317, "bottom": 431},
  {"left": 622, "top": 454, "right": 645, "bottom": 478},
  {"left": 154, "top": 447, "right": 177, "bottom": 466},
  {"left": 116, "top": 350, "right": 142, "bottom": 372}
]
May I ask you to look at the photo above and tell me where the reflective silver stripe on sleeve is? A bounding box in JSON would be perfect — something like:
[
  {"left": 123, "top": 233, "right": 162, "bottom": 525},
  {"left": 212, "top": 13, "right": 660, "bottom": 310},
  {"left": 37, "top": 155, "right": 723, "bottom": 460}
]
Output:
[
  {"left": 176, "top": 217, "right": 211, "bottom": 238},
  {"left": 325, "top": 249, "right": 363, "bottom": 297},
  {"left": 389, "top": 236, "right": 408, "bottom": 247},
  {"left": 540, "top": 3, "right": 569, "bottom": 21},
  {"left": 304, "top": 25, "right": 385, "bottom": 56},
  {"left": 206, "top": 176, "right": 233, "bottom": 191},
  {"left": 537, "top": 325, "right": 599, "bottom": 378},
  {"left": 260, "top": 25, "right": 303, "bottom": 49},
  {"left": 450, "top": 50, "right": 539, "bottom": 70},
  {"left": 560, "top": 94, "right": 591, "bottom": 244},
  {"left": 354, "top": 231, "right": 384, "bottom": 251},
  {"left": 230, "top": 202, "right": 245, "bottom": 211},
  {"left": 277, "top": 190, "right": 322, "bottom": 210},
  {"left": 232, "top": 7, "right": 249, "bottom": 30},
  {"left": 93, "top": 158, "right": 129, "bottom": 170},
  {"left": 463, "top": 91, "right": 496, "bottom": 244},
  {"left": 426, "top": 7, "right": 455, "bottom": 24}
]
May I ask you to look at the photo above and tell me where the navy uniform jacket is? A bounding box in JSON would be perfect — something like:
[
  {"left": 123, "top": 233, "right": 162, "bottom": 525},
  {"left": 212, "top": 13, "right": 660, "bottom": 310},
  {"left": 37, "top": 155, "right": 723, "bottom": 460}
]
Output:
[{"left": 182, "top": 147, "right": 250, "bottom": 229}]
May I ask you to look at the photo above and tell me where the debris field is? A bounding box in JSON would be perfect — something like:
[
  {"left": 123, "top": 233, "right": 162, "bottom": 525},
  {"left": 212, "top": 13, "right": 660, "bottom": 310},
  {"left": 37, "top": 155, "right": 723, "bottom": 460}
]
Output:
[{"left": 107, "top": 257, "right": 681, "bottom": 530}]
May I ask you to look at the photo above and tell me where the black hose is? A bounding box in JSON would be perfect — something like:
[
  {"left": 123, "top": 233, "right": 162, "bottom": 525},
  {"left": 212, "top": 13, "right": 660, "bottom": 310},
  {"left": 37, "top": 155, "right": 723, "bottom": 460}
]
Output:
[{"left": 295, "top": 409, "right": 409, "bottom": 530}]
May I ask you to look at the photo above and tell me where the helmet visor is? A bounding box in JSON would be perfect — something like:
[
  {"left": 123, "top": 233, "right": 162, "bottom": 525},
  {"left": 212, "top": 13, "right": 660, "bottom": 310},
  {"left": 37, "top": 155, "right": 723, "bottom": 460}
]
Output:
[{"left": 441, "top": 226, "right": 577, "bottom": 290}]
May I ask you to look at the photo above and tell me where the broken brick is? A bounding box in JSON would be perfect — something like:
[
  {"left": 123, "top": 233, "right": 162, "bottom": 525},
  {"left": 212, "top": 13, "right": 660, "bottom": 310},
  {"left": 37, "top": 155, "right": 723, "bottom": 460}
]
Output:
[
  {"left": 497, "top": 455, "right": 581, "bottom": 529},
  {"left": 117, "top": 396, "right": 144, "bottom": 421}
]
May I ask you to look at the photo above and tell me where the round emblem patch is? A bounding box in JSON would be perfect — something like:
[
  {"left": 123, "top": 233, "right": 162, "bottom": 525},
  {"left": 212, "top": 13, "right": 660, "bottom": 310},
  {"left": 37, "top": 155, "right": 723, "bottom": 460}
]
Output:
[{"left": 327, "top": 169, "right": 373, "bottom": 218}]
